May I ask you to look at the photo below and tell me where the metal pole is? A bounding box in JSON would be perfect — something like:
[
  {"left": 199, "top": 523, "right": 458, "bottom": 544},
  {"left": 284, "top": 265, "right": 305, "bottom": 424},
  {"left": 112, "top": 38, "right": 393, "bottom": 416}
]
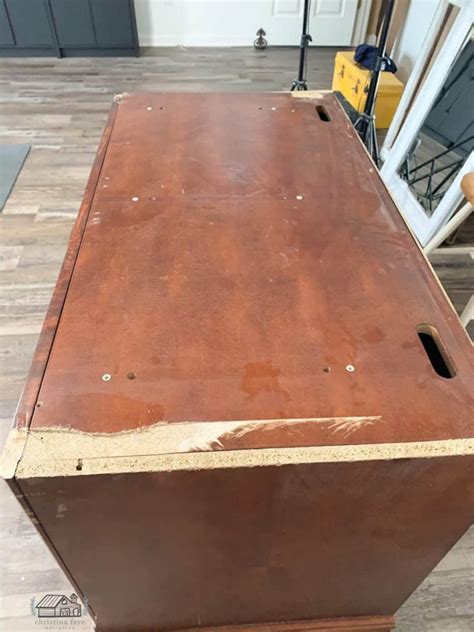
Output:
[
  {"left": 291, "top": 0, "right": 312, "bottom": 91},
  {"left": 355, "top": 0, "right": 396, "bottom": 165},
  {"left": 363, "top": 0, "right": 395, "bottom": 118}
]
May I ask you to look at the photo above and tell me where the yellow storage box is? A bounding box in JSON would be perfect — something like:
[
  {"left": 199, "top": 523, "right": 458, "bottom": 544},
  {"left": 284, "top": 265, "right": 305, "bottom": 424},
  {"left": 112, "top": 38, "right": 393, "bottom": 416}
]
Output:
[{"left": 332, "top": 50, "right": 404, "bottom": 129}]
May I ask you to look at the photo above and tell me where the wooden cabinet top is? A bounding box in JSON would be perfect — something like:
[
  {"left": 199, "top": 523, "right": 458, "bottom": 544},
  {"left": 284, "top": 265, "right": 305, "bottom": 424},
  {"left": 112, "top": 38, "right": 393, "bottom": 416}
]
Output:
[{"left": 5, "top": 92, "right": 473, "bottom": 479}]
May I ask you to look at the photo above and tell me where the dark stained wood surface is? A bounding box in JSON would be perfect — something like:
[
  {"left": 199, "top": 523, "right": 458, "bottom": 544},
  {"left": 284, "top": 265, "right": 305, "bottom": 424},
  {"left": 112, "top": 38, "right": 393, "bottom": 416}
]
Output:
[
  {"left": 179, "top": 614, "right": 395, "bottom": 631},
  {"left": 20, "top": 456, "right": 473, "bottom": 631},
  {"left": 27, "top": 92, "right": 473, "bottom": 449},
  {"left": 13, "top": 104, "right": 118, "bottom": 432}
]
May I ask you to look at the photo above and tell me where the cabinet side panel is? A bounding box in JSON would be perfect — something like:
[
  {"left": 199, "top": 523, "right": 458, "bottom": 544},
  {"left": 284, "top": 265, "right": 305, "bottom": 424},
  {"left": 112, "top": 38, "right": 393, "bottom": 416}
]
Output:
[
  {"left": 5, "top": 476, "right": 97, "bottom": 621},
  {"left": 19, "top": 456, "right": 474, "bottom": 631}
]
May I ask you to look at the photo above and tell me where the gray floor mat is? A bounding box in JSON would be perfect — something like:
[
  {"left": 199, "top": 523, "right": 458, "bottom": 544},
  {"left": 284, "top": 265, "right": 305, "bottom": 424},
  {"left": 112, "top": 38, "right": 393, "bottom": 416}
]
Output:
[{"left": 0, "top": 144, "right": 31, "bottom": 211}]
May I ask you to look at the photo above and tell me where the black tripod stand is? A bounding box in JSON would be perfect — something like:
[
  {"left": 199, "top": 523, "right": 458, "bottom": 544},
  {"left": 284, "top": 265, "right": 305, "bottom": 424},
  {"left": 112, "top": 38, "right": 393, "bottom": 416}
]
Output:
[
  {"left": 290, "top": 0, "right": 312, "bottom": 91},
  {"left": 354, "top": 0, "right": 396, "bottom": 167}
]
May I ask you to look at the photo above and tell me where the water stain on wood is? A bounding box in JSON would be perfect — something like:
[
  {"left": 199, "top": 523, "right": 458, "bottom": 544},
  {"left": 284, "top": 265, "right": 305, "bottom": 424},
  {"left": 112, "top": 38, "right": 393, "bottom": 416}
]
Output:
[{"left": 241, "top": 361, "right": 290, "bottom": 402}]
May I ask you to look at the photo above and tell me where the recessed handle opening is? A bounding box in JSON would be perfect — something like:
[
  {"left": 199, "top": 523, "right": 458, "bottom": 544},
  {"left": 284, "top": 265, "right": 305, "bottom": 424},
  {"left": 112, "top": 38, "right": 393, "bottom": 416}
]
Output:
[
  {"left": 416, "top": 324, "right": 456, "bottom": 379},
  {"left": 315, "top": 105, "right": 331, "bottom": 122}
]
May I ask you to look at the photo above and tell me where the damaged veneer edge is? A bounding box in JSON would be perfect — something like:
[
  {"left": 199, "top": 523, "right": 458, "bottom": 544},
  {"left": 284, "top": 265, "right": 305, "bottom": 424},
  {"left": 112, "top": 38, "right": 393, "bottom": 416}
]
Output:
[{"left": 1, "top": 418, "right": 473, "bottom": 479}]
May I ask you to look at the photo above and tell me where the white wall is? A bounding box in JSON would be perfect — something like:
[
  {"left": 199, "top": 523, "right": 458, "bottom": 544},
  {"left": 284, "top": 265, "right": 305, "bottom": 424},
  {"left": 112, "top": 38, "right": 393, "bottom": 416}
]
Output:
[
  {"left": 134, "top": 0, "right": 442, "bottom": 55},
  {"left": 135, "top": 0, "right": 439, "bottom": 62},
  {"left": 135, "top": 0, "right": 268, "bottom": 47},
  {"left": 134, "top": 0, "right": 360, "bottom": 47},
  {"left": 391, "top": 1, "right": 438, "bottom": 83}
]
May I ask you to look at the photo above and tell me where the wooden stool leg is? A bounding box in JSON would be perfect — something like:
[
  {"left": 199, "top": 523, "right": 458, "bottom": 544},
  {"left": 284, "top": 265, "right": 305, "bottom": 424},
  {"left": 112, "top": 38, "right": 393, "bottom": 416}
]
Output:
[
  {"left": 460, "top": 294, "right": 474, "bottom": 328},
  {"left": 424, "top": 201, "right": 472, "bottom": 254}
]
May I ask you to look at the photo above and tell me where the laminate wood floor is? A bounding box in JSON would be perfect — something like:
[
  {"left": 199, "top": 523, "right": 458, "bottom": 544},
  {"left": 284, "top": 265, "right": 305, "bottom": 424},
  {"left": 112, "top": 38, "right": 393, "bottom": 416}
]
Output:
[{"left": 0, "top": 47, "right": 472, "bottom": 632}]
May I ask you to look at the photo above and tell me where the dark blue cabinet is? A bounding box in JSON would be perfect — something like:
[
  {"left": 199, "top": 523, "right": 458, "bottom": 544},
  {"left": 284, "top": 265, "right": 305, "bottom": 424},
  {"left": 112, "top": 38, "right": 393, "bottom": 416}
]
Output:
[
  {"left": 50, "top": 0, "right": 96, "bottom": 47},
  {"left": 4, "top": 0, "right": 55, "bottom": 48},
  {"left": 91, "top": 0, "right": 136, "bottom": 48},
  {"left": 0, "top": 2, "right": 15, "bottom": 46},
  {"left": 0, "top": 0, "right": 138, "bottom": 56}
]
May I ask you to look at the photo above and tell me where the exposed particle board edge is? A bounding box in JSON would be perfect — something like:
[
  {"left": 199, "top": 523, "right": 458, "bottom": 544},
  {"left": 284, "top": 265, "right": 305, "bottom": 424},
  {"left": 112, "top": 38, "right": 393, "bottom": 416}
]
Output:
[
  {"left": 8, "top": 429, "right": 474, "bottom": 479},
  {"left": 3, "top": 416, "right": 382, "bottom": 478}
]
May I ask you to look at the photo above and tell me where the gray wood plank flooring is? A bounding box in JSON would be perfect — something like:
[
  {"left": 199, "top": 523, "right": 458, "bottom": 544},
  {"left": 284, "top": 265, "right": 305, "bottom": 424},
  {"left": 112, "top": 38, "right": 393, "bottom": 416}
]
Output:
[{"left": 0, "top": 47, "right": 472, "bottom": 631}]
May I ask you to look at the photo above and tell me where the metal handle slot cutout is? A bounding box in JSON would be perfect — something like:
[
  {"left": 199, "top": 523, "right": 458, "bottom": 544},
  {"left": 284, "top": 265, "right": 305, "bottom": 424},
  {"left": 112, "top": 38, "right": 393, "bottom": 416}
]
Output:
[
  {"left": 315, "top": 105, "right": 331, "bottom": 122},
  {"left": 416, "top": 324, "right": 456, "bottom": 379}
]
